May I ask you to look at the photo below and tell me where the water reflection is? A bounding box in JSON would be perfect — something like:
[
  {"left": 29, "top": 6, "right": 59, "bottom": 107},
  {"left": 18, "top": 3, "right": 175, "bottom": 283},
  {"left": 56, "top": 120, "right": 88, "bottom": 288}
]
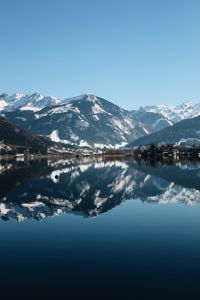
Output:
[{"left": 0, "top": 158, "right": 200, "bottom": 221}]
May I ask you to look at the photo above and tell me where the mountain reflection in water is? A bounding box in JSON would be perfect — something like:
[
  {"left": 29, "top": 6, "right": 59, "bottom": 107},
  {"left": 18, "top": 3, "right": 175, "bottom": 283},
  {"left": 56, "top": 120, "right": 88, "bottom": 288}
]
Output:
[{"left": 0, "top": 158, "right": 200, "bottom": 222}]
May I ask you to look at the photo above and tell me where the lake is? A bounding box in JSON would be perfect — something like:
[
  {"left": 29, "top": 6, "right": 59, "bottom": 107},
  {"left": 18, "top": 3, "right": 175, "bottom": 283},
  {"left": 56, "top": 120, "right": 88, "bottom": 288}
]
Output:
[{"left": 0, "top": 158, "right": 200, "bottom": 299}]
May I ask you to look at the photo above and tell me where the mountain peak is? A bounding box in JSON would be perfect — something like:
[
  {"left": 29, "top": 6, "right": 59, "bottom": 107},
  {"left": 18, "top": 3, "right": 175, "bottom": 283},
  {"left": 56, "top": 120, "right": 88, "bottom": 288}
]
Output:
[
  {"left": 64, "top": 93, "right": 98, "bottom": 103},
  {"left": 0, "top": 93, "right": 8, "bottom": 99},
  {"left": 7, "top": 92, "right": 24, "bottom": 101},
  {"left": 141, "top": 100, "right": 200, "bottom": 123},
  {"left": 85, "top": 93, "right": 97, "bottom": 101},
  {"left": 29, "top": 92, "right": 44, "bottom": 99}
]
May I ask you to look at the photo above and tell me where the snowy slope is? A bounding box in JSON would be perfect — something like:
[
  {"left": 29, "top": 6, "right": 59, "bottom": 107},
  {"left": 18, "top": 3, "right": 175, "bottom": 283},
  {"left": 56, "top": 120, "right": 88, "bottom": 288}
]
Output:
[
  {"left": 140, "top": 101, "right": 200, "bottom": 123},
  {"left": 128, "top": 115, "right": 200, "bottom": 147},
  {"left": 0, "top": 92, "right": 61, "bottom": 112},
  {"left": 131, "top": 110, "right": 173, "bottom": 133},
  {"left": 1, "top": 91, "right": 200, "bottom": 148},
  {"left": 3, "top": 93, "right": 147, "bottom": 147}
]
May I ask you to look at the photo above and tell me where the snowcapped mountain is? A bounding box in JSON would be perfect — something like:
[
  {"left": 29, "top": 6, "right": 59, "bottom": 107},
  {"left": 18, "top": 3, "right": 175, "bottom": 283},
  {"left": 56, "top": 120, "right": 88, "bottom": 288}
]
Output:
[
  {"left": 140, "top": 101, "right": 200, "bottom": 123},
  {"left": 0, "top": 92, "right": 61, "bottom": 111},
  {"left": 2, "top": 93, "right": 148, "bottom": 148},
  {"left": 131, "top": 110, "right": 173, "bottom": 134},
  {"left": 128, "top": 115, "right": 200, "bottom": 147},
  {"left": 130, "top": 101, "right": 200, "bottom": 147},
  {"left": 1, "top": 92, "right": 200, "bottom": 148}
]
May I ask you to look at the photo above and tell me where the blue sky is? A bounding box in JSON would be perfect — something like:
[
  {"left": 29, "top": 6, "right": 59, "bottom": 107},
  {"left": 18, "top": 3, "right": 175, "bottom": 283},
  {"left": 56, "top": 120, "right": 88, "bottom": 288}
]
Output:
[{"left": 1, "top": 0, "right": 200, "bottom": 109}]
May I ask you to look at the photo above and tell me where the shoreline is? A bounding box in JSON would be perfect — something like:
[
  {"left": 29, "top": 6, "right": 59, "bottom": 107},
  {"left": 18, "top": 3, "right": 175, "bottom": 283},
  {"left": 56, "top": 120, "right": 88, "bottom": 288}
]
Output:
[{"left": 0, "top": 153, "right": 133, "bottom": 161}]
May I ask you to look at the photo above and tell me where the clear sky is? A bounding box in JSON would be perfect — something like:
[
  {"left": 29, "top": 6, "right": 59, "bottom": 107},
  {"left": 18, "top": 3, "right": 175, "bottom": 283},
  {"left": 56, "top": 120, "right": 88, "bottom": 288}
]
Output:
[{"left": 1, "top": 0, "right": 200, "bottom": 109}]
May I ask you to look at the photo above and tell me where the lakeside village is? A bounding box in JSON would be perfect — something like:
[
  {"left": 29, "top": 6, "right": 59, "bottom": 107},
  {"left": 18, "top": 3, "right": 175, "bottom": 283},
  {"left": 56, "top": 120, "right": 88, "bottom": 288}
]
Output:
[{"left": 1, "top": 139, "right": 200, "bottom": 161}]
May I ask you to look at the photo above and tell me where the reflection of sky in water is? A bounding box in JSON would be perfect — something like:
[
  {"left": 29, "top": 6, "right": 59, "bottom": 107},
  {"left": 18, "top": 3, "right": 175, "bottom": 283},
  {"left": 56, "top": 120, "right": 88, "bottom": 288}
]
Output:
[{"left": 1, "top": 198, "right": 200, "bottom": 298}]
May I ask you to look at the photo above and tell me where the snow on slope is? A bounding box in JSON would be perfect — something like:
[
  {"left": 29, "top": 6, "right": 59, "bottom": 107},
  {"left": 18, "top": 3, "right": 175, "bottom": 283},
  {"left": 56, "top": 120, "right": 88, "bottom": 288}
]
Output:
[
  {"left": 2, "top": 91, "right": 200, "bottom": 148},
  {"left": 1, "top": 92, "right": 200, "bottom": 124},
  {"left": 2, "top": 93, "right": 147, "bottom": 147},
  {"left": 140, "top": 101, "right": 200, "bottom": 123},
  {"left": 0, "top": 92, "right": 61, "bottom": 111}
]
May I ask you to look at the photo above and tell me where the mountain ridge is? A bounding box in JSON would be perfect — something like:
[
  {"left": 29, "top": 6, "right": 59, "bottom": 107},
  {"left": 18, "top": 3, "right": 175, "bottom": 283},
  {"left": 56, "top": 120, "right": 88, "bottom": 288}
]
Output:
[
  {"left": 1, "top": 93, "right": 148, "bottom": 148},
  {"left": 139, "top": 101, "right": 200, "bottom": 123},
  {"left": 1, "top": 92, "right": 200, "bottom": 148},
  {"left": 128, "top": 115, "right": 200, "bottom": 147}
]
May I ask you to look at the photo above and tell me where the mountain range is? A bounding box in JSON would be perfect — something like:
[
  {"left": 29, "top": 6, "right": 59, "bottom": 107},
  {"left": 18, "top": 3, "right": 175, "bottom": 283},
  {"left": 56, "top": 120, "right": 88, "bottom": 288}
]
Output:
[
  {"left": 128, "top": 115, "right": 200, "bottom": 147},
  {"left": 1, "top": 92, "right": 200, "bottom": 148},
  {"left": 1, "top": 93, "right": 147, "bottom": 148},
  {"left": 140, "top": 101, "right": 200, "bottom": 123}
]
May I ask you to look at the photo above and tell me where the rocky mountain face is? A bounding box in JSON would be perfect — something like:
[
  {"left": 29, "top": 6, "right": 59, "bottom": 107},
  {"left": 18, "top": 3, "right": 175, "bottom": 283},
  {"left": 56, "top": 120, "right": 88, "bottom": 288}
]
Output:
[
  {"left": 1, "top": 92, "right": 200, "bottom": 148},
  {"left": 131, "top": 101, "right": 200, "bottom": 146},
  {"left": 1, "top": 93, "right": 148, "bottom": 148},
  {"left": 128, "top": 115, "right": 200, "bottom": 147},
  {"left": 0, "top": 159, "right": 199, "bottom": 222},
  {"left": 0, "top": 92, "right": 60, "bottom": 111},
  {"left": 131, "top": 110, "right": 173, "bottom": 134},
  {"left": 139, "top": 101, "right": 200, "bottom": 123}
]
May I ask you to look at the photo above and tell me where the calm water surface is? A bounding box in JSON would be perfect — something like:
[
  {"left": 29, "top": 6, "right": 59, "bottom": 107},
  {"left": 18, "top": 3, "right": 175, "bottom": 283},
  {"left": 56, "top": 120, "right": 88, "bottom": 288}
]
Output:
[{"left": 0, "top": 158, "right": 200, "bottom": 299}]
